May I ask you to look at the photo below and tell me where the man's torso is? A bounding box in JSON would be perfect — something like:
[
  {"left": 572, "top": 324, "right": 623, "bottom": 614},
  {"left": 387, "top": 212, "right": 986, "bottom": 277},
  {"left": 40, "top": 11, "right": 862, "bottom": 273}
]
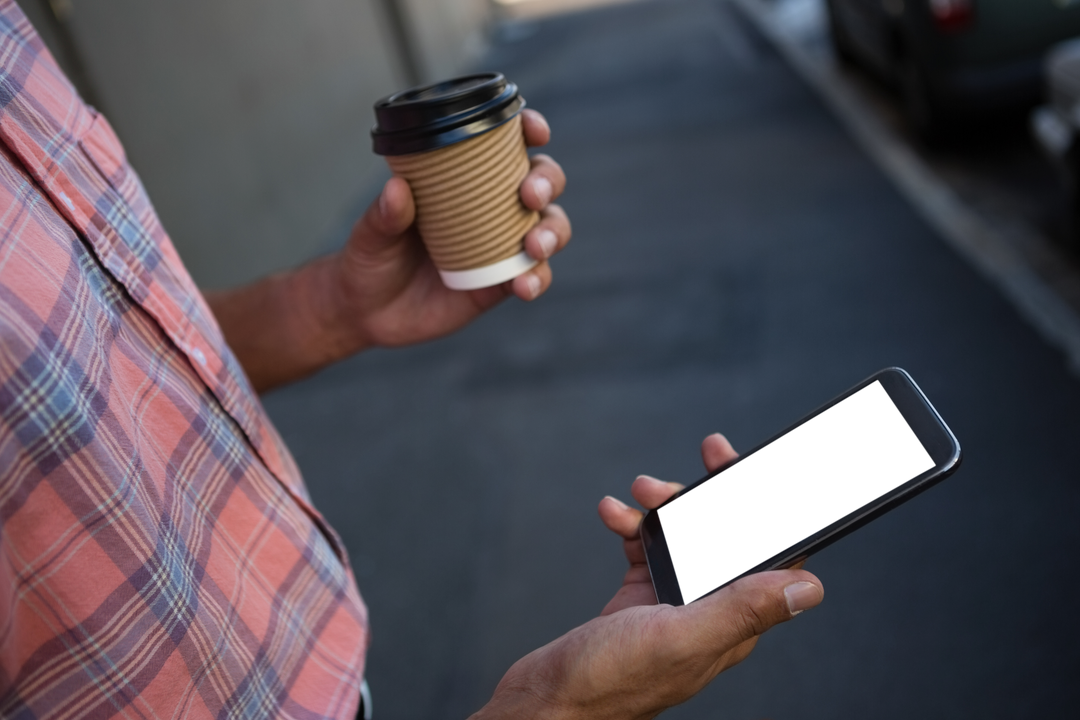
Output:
[{"left": 0, "top": 3, "right": 368, "bottom": 716}]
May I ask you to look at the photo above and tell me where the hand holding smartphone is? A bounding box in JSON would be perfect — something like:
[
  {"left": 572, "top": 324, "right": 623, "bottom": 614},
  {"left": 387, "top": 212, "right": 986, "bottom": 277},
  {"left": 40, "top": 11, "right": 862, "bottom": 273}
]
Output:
[{"left": 642, "top": 368, "right": 961, "bottom": 606}]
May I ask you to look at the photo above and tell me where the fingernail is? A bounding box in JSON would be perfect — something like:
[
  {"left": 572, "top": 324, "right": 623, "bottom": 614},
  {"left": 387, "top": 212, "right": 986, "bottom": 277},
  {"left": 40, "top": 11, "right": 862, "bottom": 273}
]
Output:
[
  {"left": 525, "top": 274, "right": 541, "bottom": 299},
  {"left": 784, "top": 582, "right": 822, "bottom": 617},
  {"left": 604, "top": 495, "right": 629, "bottom": 510},
  {"left": 533, "top": 177, "right": 552, "bottom": 205},
  {"left": 537, "top": 229, "right": 557, "bottom": 258}
]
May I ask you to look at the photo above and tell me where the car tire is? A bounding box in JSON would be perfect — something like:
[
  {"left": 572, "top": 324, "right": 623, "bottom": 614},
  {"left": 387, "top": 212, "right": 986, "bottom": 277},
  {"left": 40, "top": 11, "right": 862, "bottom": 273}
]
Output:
[
  {"left": 1062, "top": 147, "right": 1080, "bottom": 253},
  {"left": 826, "top": 0, "right": 858, "bottom": 68},
  {"left": 898, "top": 52, "right": 951, "bottom": 145}
]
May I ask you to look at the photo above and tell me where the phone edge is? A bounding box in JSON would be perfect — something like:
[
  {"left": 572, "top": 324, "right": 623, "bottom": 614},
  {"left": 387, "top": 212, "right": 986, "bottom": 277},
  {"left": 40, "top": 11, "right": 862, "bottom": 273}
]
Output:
[{"left": 641, "top": 367, "right": 962, "bottom": 607}]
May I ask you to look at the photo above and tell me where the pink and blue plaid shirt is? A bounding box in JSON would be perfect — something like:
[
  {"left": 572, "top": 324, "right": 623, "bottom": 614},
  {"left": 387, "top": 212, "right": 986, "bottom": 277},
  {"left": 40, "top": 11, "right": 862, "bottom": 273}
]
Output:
[{"left": 0, "top": 2, "right": 368, "bottom": 716}]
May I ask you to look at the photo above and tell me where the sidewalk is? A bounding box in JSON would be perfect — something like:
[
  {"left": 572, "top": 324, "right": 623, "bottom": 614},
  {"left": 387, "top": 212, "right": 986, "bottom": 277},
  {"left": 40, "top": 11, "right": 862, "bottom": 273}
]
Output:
[
  {"left": 265, "top": 1, "right": 1080, "bottom": 717},
  {"left": 734, "top": 0, "right": 1080, "bottom": 374}
]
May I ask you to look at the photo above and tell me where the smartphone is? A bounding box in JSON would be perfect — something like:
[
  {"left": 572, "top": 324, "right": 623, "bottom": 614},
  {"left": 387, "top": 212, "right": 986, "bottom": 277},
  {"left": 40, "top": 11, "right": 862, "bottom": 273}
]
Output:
[{"left": 641, "top": 367, "right": 961, "bottom": 606}]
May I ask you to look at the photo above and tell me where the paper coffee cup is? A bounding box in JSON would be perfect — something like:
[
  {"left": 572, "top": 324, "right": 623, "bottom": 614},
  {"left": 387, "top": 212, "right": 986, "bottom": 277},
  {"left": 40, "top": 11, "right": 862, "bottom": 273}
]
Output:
[{"left": 371, "top": 73, "right": 539, "bottom": 290}]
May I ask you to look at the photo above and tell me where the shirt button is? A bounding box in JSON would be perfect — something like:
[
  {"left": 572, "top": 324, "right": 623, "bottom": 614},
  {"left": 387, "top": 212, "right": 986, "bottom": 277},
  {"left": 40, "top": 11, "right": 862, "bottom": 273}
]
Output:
[{"left": 192, "top": 347, "right": 208, "bottom": 366}]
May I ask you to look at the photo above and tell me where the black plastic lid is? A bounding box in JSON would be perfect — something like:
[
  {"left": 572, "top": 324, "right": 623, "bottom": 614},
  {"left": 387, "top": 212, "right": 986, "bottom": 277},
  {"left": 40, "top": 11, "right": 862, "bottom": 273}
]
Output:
[{"left": 371, "top": 72, "right": 525, "bottom": 156}]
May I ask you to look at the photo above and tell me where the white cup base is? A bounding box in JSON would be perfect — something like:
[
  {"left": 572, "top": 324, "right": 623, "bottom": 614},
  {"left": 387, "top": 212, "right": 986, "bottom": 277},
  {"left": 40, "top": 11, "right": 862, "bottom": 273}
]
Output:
[{"left": 438, "top": 251, "right": 538, "bottom": 290}]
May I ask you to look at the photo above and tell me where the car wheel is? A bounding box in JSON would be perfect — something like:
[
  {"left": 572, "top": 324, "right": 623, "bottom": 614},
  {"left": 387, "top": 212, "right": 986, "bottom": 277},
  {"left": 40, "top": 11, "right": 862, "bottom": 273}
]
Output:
[
  {"left": 899, "top": 53, "right": 950, "bottom": 145},
  {"left": 1062, "top": 147, "right": 1080, "bottom": 253},
  {"left": 826, "top": 1, "right": 858, "bottom": 67}
]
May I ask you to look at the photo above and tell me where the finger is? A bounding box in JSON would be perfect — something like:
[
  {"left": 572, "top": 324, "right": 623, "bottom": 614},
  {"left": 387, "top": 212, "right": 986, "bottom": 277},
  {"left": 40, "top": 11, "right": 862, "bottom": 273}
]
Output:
[
  {"left": 376, "top": 176, "right": 415, "bottom": 237},
  {"left": 621, "top": 563, "right": 652, "bottom": 586},
  {"left": 350, "top": 176, "right": 417, "bottom": 258},
  {"left": 523, "top": 204, "right": 571, "bottom": 261},
  {"left": 601, "top": 580, "right": 660, "bottom": 615},
  {"left": 520, "top": 108, "right": 551, "bottom": 147},
  {"left": 701, "top": 433, "right": 738, "bottom": 473},
  {"left": 598, "top": 496, "right": 645, "bottom": 540},
  {"left": 721, "top": 635, "right": 761, "bottom": 670},
  {"left": 520, "top": 154, "right": 567, "bottom": 210},
  {"left": 623, "top": 536, "right": 648, "bottom": 564},
  {"left": 631, "top": 475, "right": 685, "bottom": 510},
  {"left": 510, "top": 260, "right": 552, "bottom": 302},
  {"left": 687, "top": 570, "right": 824, "bottom": 652}
]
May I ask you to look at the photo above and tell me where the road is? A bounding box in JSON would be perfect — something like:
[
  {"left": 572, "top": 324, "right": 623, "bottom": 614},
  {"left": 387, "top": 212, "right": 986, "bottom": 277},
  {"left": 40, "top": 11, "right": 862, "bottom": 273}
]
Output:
[{"left": 263, "top": 0, "right": 1080, "bottom": 717}]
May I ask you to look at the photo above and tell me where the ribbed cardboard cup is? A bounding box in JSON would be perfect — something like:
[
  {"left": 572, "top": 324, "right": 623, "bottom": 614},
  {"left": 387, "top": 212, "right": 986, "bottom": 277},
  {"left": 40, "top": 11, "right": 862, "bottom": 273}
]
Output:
[{"left": 372, "top": 74, "right": 539, "bottom": 290}]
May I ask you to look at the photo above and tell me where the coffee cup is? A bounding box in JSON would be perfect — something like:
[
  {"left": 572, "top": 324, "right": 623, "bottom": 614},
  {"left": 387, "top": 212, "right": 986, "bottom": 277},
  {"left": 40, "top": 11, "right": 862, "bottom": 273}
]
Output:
[{"left": 371, "top": 73, "right": 539, "bottom": 290}]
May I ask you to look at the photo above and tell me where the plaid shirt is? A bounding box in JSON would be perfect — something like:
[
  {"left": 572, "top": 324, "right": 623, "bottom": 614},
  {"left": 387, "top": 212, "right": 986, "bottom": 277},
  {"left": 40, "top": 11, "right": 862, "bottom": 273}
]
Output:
[{"left": 0, "top": 3, "right": 368, "bottom": 717}]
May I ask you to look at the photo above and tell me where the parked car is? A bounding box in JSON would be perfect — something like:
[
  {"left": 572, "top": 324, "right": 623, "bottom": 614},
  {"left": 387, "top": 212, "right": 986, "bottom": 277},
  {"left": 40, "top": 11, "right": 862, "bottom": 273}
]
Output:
[
  {"left": 826, "top": 0, "right": 1080, "bottom": 141},
  {"left": 1032, "top": 38, "right": 1080, "bottom": 251}
]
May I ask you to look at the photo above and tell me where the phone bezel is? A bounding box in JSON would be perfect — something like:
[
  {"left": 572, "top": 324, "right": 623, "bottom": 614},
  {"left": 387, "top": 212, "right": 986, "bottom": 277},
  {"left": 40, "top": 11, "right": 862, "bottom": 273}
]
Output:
[{"left": 640, "top": 367, "right": 962, "bottom": 606}]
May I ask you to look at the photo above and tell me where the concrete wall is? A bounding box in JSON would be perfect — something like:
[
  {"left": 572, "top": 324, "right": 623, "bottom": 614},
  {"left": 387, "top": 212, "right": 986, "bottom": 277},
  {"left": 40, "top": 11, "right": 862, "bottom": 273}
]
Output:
[
  {"left": 17, "top": 0, "right": 491, "bottom": 288},
  {"left": 403, "top": 0, "right": 491, "bottom": 81}
]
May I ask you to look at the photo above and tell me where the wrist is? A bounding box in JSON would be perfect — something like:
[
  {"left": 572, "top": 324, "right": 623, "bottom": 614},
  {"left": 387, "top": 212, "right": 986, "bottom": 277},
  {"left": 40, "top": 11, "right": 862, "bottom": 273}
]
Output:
[
  {"left": 468, "top": 663, "right": 579, "bottom": 720},
  {"left": 469, "top": 691, "right": 566, "bottom": 720},
  {"left": 290, "top": 252, "right": 371, "bottom": 362},
  {"left": 206, "top": 252, "right": 369, "bottom": 392}
]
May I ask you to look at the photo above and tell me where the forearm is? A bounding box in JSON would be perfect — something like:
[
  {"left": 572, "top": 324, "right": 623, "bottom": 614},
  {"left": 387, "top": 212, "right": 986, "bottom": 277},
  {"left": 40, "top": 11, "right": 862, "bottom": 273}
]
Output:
[
  {"left": 203, "top": 114, "right": 569, "bottom": 393},
  {"left": 204, "top": 254, "right": 364, "bottom": 393}
]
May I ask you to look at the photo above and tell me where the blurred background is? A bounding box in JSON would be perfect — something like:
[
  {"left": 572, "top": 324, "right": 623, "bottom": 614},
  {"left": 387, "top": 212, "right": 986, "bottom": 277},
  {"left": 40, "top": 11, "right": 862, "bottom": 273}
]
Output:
[{"left": 17, "top": 0, "right": 1080, "bottom": 717}]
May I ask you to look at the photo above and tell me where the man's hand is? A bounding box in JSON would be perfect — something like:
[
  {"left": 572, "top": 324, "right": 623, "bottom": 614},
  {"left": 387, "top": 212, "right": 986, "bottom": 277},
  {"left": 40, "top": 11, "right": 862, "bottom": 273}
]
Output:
[
  {"left": 471, "top": 433, "right": 824, "bottom": 720},
  {"left": 334, "top": 109, "right": 570, "bottom": 350},
  {"left": 596, "top": 432, "right": 744, "bottom": 615},
  {"left": 205, "top": 109, "right": 569, "bottom": 392}
]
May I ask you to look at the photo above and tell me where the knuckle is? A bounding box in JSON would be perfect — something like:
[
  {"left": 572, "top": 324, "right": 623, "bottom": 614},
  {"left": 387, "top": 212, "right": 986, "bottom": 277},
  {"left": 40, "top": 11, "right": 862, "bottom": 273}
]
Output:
[
  {"left": 728, "top": 588, "right": 781, "bottom": 641},
  {"left": 741, "top": 600, "right": 772, "bottom": 637},
  {"left": 544, "top": 203, "right": 568, "bottom": 224},
  {"left": 530, "top": 152, "right": 554, "bottom": 165}
]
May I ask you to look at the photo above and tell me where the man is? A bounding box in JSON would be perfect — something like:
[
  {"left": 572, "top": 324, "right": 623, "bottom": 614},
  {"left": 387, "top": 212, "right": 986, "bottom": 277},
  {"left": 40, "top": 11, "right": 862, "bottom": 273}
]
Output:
[{"left": 0, "top": 1, "right": 823, "bottom": 717}]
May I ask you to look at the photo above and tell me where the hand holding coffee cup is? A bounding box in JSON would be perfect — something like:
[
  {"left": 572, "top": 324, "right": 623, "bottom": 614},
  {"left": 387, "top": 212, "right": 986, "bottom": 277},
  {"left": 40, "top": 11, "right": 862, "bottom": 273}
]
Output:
[{"left": 372, "top": 73, "right": 550, "bottom": 291}]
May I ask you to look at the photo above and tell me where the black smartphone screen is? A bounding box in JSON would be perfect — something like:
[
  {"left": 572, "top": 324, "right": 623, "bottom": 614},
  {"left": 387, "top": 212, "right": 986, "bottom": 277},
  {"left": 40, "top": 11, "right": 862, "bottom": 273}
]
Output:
[{"left": 642, "top": 368, "right": 961, "bottom": 606}]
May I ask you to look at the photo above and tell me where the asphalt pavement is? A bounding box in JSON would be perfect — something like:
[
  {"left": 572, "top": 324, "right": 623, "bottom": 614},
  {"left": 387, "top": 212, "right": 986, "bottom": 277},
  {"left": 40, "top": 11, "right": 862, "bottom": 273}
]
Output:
[{"left": 262, "top": 0, "right": 1080, "bottom": 717}]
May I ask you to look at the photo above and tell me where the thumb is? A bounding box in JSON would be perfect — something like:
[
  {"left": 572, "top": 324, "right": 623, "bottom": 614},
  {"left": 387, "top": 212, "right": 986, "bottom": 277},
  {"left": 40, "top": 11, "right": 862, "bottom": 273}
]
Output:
[
  {"left": 350, "top": 176, "right": 416, "bottom": 255},
  {"left": 686, "top": 570, "right": 824, "bottom": 649}
]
